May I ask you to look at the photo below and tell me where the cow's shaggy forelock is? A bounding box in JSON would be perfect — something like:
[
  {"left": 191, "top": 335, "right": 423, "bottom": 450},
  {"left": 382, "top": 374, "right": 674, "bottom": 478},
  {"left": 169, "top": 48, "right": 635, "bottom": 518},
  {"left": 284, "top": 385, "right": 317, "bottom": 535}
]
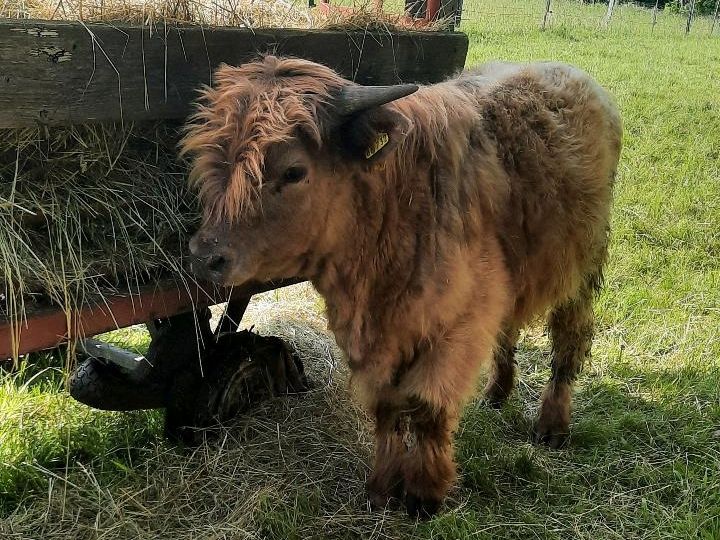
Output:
[{"left": 180, "top": 56, "right": 344, "bottom": 224}]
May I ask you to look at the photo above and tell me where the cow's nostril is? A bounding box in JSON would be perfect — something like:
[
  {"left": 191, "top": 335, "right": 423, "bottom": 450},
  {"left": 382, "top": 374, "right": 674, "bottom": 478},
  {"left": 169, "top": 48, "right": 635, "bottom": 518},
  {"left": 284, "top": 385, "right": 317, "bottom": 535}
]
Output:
[{"left": 206, "top": 254, "right": 227, "bottom": 273}]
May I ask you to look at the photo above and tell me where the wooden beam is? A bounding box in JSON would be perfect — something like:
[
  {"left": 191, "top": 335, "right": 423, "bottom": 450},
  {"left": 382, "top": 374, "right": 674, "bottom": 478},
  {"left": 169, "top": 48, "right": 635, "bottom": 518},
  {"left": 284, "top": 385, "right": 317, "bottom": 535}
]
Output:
[
  {"left": 0, "top": 278, "right": 300, "bottom": 359},
  {"left": 0, "top": 21, "right": 469, "bottom": 128},
  {"left": 426, "top": 0, "right": 441, "bottom": 21}
]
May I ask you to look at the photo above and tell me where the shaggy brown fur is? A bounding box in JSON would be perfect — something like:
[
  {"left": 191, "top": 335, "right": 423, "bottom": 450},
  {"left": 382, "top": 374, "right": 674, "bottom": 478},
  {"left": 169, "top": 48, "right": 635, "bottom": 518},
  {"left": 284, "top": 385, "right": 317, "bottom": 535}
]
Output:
[{"left": 182, "top": 56, "right": 622, "bottom": 517}]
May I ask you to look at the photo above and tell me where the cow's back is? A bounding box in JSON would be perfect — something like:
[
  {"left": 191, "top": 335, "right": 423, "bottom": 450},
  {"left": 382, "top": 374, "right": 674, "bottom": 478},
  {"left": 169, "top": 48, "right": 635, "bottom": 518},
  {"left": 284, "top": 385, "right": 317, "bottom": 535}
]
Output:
[{"left": 457, "top": 62, "right": 622, "bottom": 323}]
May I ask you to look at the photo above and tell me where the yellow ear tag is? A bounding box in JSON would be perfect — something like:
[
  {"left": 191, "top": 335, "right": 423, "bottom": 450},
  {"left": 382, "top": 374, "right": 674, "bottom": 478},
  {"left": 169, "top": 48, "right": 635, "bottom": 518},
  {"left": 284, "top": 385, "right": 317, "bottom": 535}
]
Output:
[{"left": 365, "top": 132, "right": 389, "bottom": 159}]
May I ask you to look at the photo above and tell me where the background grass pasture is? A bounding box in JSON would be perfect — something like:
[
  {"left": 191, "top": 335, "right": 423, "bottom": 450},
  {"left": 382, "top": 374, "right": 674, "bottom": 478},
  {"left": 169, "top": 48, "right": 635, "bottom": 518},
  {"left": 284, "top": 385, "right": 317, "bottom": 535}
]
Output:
[{"left": 1, "top": 1, "right": 719, "bottom": 538}]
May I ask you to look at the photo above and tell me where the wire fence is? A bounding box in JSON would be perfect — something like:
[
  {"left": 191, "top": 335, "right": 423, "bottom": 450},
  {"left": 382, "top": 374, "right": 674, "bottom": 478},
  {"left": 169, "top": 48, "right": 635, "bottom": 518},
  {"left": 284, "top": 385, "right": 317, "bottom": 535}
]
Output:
[
  {"left": 371, "top": 0, "right": 720, "bottom": 36},
  {"left": 455, "top": 0, "right": 719, "bottom": 37},
  {"left": 3, "top": 0, "right": 717, "bottom": 36}
]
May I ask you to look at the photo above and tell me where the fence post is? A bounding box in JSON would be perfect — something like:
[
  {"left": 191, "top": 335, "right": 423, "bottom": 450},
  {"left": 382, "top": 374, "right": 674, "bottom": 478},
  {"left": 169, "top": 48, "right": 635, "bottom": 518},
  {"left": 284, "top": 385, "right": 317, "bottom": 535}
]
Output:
[
  {"left": 453, "top": 0, "right": 464, "bottom": 27},
  {"left": 603, "top": 0, "right": 617, "bottom": 27},
  {"left": 541, "top": 0, "right": 552, "bottom": 30},
  {"left": 685, "top": 0, "right": 696, "bottom": 34},
  {"left": 651, "top": 0, "right": 659, "bottom": 33},
  {"left": 711, "top": 0, "right": 720, "bottom": 35}
]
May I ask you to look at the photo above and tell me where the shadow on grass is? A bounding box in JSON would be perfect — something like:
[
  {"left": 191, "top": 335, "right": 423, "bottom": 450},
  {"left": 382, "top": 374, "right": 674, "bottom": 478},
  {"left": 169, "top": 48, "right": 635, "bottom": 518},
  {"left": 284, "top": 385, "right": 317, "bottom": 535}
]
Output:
[
  {"left": 440, "top": 338, "right": 720, "bottom": 539},
  {"left": 1, "top": 331, "right": 718, "bottom": 539}
]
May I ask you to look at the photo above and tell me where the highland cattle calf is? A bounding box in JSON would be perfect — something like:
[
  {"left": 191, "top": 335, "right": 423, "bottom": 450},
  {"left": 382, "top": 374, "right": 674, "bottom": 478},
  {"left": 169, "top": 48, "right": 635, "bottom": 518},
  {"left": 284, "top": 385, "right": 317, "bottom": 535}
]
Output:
[{"left": 182, "top": 56, "right": 622, "bottom": 518}]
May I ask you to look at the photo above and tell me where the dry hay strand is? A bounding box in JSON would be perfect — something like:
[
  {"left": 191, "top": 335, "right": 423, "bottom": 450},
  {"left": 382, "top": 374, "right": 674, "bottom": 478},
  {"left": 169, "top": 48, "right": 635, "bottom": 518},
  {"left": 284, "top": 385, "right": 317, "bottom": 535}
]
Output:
[
  {"left": 1, "top": 0, "right": 444, "bottom": 31},
  {"left": 316, "top": 0, "right": 451, "bottom": 32},
  {"left": 0, "top": 285, "right": 418, "bottom": 539},
  {"left": 1, "top": 0, "right": 315, "bottom": 28},
  {"left": 0, "top": 0, "right": 447, "bottom": 31}
]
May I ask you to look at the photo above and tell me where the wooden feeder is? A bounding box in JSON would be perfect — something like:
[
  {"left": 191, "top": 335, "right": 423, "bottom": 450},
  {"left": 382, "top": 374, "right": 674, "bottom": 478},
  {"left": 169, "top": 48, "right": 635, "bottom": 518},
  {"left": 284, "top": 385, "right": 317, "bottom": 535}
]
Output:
[{"left": 0, "top": 6, "right": 467, "bottom": 432}]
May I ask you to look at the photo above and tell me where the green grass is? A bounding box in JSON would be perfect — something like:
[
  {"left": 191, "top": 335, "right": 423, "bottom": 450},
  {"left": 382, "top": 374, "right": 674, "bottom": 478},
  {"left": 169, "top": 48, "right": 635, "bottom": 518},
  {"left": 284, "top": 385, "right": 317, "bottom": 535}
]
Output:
[{"left": 2, "top": 2, "right": 720, "bottom": 538}]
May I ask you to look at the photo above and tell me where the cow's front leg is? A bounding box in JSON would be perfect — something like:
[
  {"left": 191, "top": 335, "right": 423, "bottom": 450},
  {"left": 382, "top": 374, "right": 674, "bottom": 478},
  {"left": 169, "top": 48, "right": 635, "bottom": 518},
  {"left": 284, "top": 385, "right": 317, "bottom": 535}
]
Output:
[
  {"left": 367, "top": 400, "right": 405, "bottom": 509},
  {"left": 402, "top": 397, "right": 457, "bottom": 519}
]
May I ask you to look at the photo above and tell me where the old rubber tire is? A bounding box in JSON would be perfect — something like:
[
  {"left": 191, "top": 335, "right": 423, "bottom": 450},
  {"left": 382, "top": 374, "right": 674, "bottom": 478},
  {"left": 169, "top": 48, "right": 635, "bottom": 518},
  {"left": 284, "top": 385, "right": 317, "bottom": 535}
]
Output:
[{"left": 68, "top": 357, "right": 165, "bottom": 411}]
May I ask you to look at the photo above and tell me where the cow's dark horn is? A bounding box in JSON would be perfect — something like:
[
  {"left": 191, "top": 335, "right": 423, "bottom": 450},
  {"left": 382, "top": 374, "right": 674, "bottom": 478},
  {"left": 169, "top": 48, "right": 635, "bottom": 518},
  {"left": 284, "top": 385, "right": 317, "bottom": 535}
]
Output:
[{"left": 334, "top": 84, "right": 419, "bottom": 116}]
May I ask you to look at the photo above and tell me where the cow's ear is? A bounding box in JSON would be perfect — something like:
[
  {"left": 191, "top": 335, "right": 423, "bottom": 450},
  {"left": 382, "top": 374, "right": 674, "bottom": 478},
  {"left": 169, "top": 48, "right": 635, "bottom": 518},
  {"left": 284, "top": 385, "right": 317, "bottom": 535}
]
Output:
[{"left": 338, "top": 105, "right": 413, "bottom": 164}]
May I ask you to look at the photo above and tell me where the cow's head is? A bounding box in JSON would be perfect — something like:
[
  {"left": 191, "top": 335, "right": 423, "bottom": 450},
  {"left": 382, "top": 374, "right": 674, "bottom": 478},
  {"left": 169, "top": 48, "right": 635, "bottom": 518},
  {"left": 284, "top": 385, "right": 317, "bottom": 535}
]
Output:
[{"left": 182, "top": 56, "right": 417, "bottom": 285}]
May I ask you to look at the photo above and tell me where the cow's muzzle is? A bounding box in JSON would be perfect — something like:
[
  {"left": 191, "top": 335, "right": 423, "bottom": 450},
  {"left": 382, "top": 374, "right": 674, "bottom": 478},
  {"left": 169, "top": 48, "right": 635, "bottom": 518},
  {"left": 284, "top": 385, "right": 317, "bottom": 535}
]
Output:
[
  {"left": 190, "top": 253, "right": 229, "bottom": 282},
  {"left": 189, "top": 232, "right": 232, "bottom": 283}
]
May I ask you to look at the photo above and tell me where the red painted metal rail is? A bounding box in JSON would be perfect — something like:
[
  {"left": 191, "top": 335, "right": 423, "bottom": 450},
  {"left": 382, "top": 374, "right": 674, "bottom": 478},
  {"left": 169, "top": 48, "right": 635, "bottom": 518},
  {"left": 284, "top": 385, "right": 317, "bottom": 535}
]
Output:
[{"left": 0, "top": 279, "right": 299, "bottom": 359}]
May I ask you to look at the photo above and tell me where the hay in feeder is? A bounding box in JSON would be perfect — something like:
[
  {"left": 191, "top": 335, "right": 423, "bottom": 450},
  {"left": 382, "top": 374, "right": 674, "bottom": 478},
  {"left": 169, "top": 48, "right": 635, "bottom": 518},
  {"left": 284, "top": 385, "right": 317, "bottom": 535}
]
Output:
[
  {"left": 1, "top": 0, "right": 315, "bottom": 28},
  {"left": 0, "top": 0, "right": 447, "bottom": 30},
  {"left": 0, "top": 121, "right": 196, "bottom": 324}
]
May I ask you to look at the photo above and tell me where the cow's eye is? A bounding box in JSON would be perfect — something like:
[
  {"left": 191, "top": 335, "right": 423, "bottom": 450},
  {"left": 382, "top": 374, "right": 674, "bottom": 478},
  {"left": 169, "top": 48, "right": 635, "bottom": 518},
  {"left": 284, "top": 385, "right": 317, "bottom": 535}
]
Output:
[{"left": 282, "top": 166, "right": 307, "bottom": 184}]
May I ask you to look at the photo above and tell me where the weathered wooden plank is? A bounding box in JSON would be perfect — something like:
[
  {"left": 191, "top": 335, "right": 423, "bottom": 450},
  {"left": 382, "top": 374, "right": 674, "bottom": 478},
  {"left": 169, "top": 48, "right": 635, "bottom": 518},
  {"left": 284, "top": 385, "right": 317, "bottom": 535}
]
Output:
[{"left": 0, "top": 21, "right": 468, "bottom": 127}]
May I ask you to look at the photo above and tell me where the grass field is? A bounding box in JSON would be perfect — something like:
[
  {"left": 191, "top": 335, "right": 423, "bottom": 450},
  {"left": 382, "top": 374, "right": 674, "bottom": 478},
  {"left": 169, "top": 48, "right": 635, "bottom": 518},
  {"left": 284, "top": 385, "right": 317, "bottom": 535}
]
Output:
[{"left": 1, "top": 1, "right": 719, "bottom": 538}]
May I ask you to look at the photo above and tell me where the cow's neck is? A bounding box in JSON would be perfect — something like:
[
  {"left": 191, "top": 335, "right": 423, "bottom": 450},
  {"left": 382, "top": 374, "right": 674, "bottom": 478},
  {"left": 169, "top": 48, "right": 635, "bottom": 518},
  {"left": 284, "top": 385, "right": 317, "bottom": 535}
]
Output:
[
  {"left": 311, "top": 89, "right": 498, "bottom": 368},
  {"left": 312, "top": 164, "right": 431, "bottom": 365}
]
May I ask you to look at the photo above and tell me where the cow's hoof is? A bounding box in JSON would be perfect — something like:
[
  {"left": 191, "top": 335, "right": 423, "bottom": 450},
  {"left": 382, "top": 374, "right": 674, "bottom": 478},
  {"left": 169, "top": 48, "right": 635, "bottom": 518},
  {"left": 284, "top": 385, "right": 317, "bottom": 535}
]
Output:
[
  {"left": 366, "top": 478, "right": 403, "bottom": 511},
  {"left": 367, "top": 490, "right": 402, "bottom": 512},
  {"left": 532, "top": 421, "right": 570, "bottom": 449},
  {"left": 482, "top": 381, "right": 512, "bottom": 409},
  {"left": 482, "top": 393, "right": 508, "bottom": 410},
  {"left": 405, "top": 492, "right": 441, "bottom": 520}
]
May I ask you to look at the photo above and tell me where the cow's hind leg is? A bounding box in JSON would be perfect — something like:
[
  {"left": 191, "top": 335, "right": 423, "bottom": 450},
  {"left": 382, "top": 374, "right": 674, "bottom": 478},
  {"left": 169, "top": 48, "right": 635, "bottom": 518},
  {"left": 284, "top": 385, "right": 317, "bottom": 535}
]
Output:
[
  {"left": 366, "top": 400, "right": 405, "bottom": 509},
  {"left": 402, "top": 398, "right": 457, "bottom": 519},
  {"left": 534, "top": 272, "right": 600, "bottom": 448},
  {"left": 483, "top": 326, "right": 519, "bottom": 408}
]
